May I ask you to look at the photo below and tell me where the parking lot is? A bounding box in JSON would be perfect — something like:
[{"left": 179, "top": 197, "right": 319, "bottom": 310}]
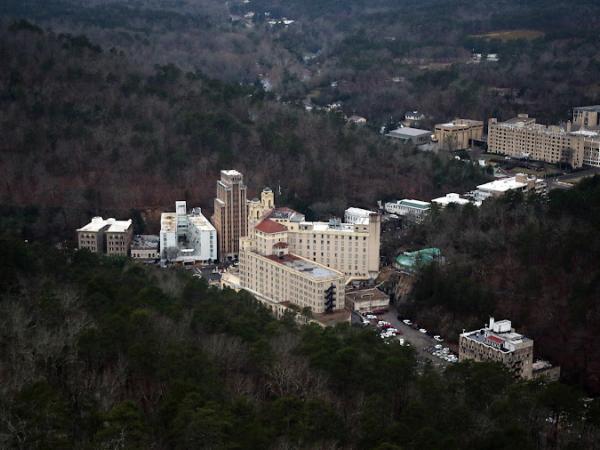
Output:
[{"left": 358, "top": 305, "right": 458, "bottom": 370}]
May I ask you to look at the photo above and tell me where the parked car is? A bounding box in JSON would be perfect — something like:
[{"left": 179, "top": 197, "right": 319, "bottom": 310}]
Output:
[
  {"left": 434, "top": 335, "right": 444, "bottom": 342},
  {"left": 419, "top": 328, "right": 427, "bottom": 334},
  {"left": 402, "top": 319, "right": 412, "bottom": 325},
  {"left": 434, "top": 344, "right": 443, "bottom": 350}
]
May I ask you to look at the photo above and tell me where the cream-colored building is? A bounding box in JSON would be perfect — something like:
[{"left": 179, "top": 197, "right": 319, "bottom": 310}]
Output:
[
  {"left": 459, "top": 318, "right": 534, "bottom": 379},
  {"left": 246, "top": 189, "right": 380, "bottom": 280},
  {"left": 487, "top": 107, "right": 600, "bottom": 168},
  {"left": 239, "top": 218, "right": 345, "bottom": 316},
  {"left": 434, "top": 119, "right": 483, "bottom": 150},
  {"left": 212, "top": 170, "right": 248, "bottom": 261},
  {"left": 77, "top": 217, "right": 133, "bottom": 256},
  {"left": 345, "top": 288, "right": 389, "bottom": 312}
]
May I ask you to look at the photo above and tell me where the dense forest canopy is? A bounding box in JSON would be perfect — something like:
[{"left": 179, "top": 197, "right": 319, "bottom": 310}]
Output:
[
  {"left": 2, "top": 0, "right": 599, "bottom": 125},
  {"left": 0, "top": 23, "right": 485, "bottom": 239},
  {"left": 0, "top": 237, "right": 599, "bottom": 448}
]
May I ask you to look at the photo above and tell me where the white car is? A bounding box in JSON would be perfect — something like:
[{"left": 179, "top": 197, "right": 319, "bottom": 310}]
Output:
[
  {"left": 366, "top": 315, "right": 377, "bottom": 320},
  {"left": 434, "top": 335, "right": 444, "bottom": 342},
  {"left": 434, "top": 344, "right": 443, "bottom": 350},
  {"left": 402, "top": 319, "right": 412, "bottom": 325},
  {"left": 419, "top": 328, "right": 427, "bottom": 334}
]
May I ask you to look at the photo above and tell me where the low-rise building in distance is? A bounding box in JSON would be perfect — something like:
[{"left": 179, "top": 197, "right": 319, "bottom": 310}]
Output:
[
  {"left": 345, "top": 287, "right": 389, "bottom": 313},
  {"left": 431, "top": 193, "right": 474, "bottom": 208},
  {"left": 77, "top": 216, "right": 133, "bottom": 256},
  {"left": 474, "top": 173, "right": 546, "bottom": 202},
  {"left": 434, "top": 119, "right": 483, "bottom": 150},
  {"left": 130, "top": 235, "right": 160, "bottom": 260},
  {"left": 384, "top": 199, "right": 431, "bottom": 221},
  {"left": 160, "top": 201, "right": 216, "bottom": 265},
  {"left": 387, "top": 127, "right": 432, "bottom": 146}
]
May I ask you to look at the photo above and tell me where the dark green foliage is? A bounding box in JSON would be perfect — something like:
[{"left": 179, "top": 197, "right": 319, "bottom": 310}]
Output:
[
  {"left": 0, "top": 237, "right": 596, "bottom": 448},
  {"left": 400, "top": 176, "right": 600, "bottom": 394}
]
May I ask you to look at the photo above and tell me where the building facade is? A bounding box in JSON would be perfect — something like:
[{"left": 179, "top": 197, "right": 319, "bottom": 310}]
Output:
[
  {"left": 160, "top": 201, "right": 216, "bottom": 264},
  {"left": 131, "top": 235, "right": 160, "bottom": 260},
  {"left": 212, "top": 170, "right": 248, "bottom": 261},
  {"left": 474, "top": 173, "right": 546, "bottom": 201},
  {"left": 239, "top": 218, "right": 346, "bottom": 315},
  {"left": 387, "top": 127, "right": 432, "bottom": 146},
  {"left": 487, "top": 107, "right": 600, "bottom": 169},
  {"left": 77, "top": 217, "right": 133, "bottom": 256},
  {"left": 459, "top": 318, "right": 534, "bottom": 379},
  {"left": 434, "top": 119, "right": 483, "bottom": 150},
  {"left": 384, "top": 199, "right": 431, "bottom": 221},
  {"left": 246, "top": 192, "right": 380, "bottom": 280}
]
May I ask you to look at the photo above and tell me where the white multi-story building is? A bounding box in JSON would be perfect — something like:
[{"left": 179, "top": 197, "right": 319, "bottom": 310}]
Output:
[
  {"left": 431, "top": 193, "right": 473, "bottom": 208},
  {"left": 384, "top": 199, "right": 431, "bottom": 221},
  {"left": 239, "top": 218, "right": 345, "bottom": 317},
  {"left": 344, "top": 207, "right": 373, "bottom": 225},
  {"left": 474, "top": 173, "right": 546, "bottom": 202},
  {"left": 160, "top": 201, "right": 216, "bottom": 264}
]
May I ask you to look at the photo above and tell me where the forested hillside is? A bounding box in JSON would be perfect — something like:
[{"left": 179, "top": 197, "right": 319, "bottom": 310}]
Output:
[
  {"left": 390, "top": 176, "right": 600, "bottom": 393},
  {"left": 3, "top": 0, "right": 600, "bottom": 125},
  {"left": 0, "top": 23, "right": 484, "bottom": 239},
  {"left": 1, "top": 237, "right": 599, "bottom": 449}
]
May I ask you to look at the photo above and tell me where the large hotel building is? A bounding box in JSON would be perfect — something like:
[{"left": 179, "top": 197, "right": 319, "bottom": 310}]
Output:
[
  {"left": 487, "top": 106, "right": 600, "bottom": 169},
  {"left": 212, "top": 170, "right": 248, "bottom": 261},
  {"left": 246, "top": 189, "right": 381, "bottom": 280},
  {"left": 239, "top": 218, "right": 345, "bottom": 316}
]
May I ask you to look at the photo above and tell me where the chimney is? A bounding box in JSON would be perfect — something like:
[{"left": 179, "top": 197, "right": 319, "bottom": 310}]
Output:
[{"left": 489, "top": 317, "right": 495, "bottom": 329}]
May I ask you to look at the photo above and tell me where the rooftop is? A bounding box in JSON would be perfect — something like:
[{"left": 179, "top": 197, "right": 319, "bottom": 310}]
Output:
[
  {"left": 221, "top": 169, "right": 243, "bottom": 177},
  {"left": 256, "top": 218, "right": 288, "bottom": 234},
  {"left": 78, "top": 217, "right": 132, "bottom": 233},
  {"left": 397, "top": 199, "right": 431, "bottom": 210},
  {"left": 131, "top": 234, "right": 160, "bottom": 250},
  {"left": 268, "top": 207, "right": 305, "bottom": 222},
  {"left": 188, "top": 208, "right": 216, "bottom": 232},
  {"left": 477, "top": 177, "right": 528, "bottom": 193},
  {"left": 436, "top": 119, "right": 483, "bottom": 129},
  {"left": 574, "top": 105, "right": 600, "bottom": 112},
  {"left": 431, "top": 193, "right": 471, "bottom": 206},
  {"left": 388, "top": 127, "right": 431, "bottom": 137},
  {"left": 265, "top": 253, "right": 341, "bottom": 280},
  {"left": 395, "top": 247, "right": 441, "bottom": 270},
  {"left": 161, "top": 212, "right": 177, "bottom": 232},
  {"left": 345, "top": 288, "right": 389, "bottom": 303},
  {"left": 461, "top": 318, "right": 532, "bottom": 353}
]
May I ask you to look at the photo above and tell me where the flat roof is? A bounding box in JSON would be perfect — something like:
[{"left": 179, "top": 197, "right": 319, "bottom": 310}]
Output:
[
  {"left": 477, "top": 177, "right": 527, "bottom": 192},
  {"left": 265, "top": 253, "right": 342, "bottom": 280},
  {"left": 388, "top": 127, "right": 431, "bottom": 137},
  {"left": 461, "top": 328, "right": 532, "bottom": 353},
  {"left": 574, "top": 105, "right": 600, "bottom": 112},
  {"left": 301, "top": 221, "right": 360, "bottom": 233},
  {"left": 346, "top": 288, "right": 389, "bottom": 302},
  {"left": 398, "top": 199, "right": 431, "bottom": 209},
  {"left": 436, "top": 119, "right": 483, "bottom": 129},
  {"left": 78, "top": 217, "right": 131, "bottom": 233},
  {"left": 189, "top": 209, "right": 216, "bottom": 232},
  {"left": 431, "top": 193, "right": 471, "bottom": 206}
]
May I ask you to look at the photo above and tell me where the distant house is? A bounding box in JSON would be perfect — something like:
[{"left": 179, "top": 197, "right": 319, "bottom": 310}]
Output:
[{"left": 347, "top": 115, "right": 367, "bottom": 125}]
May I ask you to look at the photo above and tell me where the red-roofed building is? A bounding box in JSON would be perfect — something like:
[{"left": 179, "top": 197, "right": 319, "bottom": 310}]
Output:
[{"left": 255, "top": 218, "right": 288, "bottom": 234}]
